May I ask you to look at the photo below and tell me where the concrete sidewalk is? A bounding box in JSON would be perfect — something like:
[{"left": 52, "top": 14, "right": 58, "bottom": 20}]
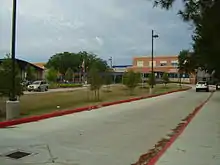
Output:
[{"left": 155, "top": 91, "right": 220, "bottom": 165}]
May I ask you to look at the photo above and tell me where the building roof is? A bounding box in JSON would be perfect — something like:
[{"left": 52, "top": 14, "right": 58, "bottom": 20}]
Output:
[
  {"left": 32, "top": 62, "right": 46, "bottom": 69},
  {"left": 112, "top": 65, "right": 132, "bottom": 68},
  {"left": 133, "top": 55, "right": 178, "bottom": 59},
  {"left": 0, "top": 58, "right": 44, "bottom": 71}
]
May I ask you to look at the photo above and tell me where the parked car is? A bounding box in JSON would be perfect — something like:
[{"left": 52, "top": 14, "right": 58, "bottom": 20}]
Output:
[
  {"left": 216, "top": 83, "right": 220, "bottom": 90},
  {"left": 27, "top": 80, "right": 49, "bottom": 92},
  {"left": 196, "top": 81, "right": 209, "bottom": 92},
  {"left": 21, "top": 80, "right": 32, "bottom": 87}
]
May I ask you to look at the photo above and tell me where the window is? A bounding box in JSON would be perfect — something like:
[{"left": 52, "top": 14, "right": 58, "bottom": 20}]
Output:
[
  {"left": 171, "top": 63, "right": 178, "bottom": 67},
  {"left": 160, "top": 63, "right": 167, "bottom": 66},
  {"left": 136, "top": 60, "right": 144, "bottom": 67},
  {"left": 149, "top": 61, "right": 156, "bottom": 67},
  {"left": 160, "top": 61, "right": 167, "bottom": 66},
  {"left": 171, "top": 60, "right": 178, "bottom": 67}
]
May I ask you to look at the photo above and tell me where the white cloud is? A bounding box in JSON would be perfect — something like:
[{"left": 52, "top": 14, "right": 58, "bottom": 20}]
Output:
[
  {"left": 0, "top": 0, "right": 192, "bottom": 64},
  {"left": 95, "top": 37, "right": 104, "bottom": 46}
]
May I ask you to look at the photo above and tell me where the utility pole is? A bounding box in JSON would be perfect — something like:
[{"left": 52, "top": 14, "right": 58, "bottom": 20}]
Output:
[{"left": 151, "top": 30, "right": 159, "bottom": 89}]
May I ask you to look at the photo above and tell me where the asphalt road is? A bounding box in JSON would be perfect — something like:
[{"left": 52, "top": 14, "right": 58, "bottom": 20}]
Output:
[{"left": 0, "top": 88, "right": 211, "bottom": 165}]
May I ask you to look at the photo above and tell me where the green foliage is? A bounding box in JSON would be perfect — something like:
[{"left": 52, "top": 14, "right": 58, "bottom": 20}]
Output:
[
  {"left": 88, "top": 65, "right": 103, "bottom": 100},
  {"left": 153, "top": 0, "right": 220, "bottom": 79},
  {"left": 123, "top": 70, "right": 140, "bottom": 95},
  {"left": 162, "top": 72, "right": 169, "bottom": 85},
  {"left": 103, "top": 70, "right": 112, "bottom": 91},
  {"left": 46, "top": 51, "right": 109, "bottom": 75},
  {"left": 193, "top": 1, "right": 220, "bottom": 79},
  {"left": 178, "top": 50, "right": 197, "bottom": 75},
  {"left": 59, "top": 84, "right": 82, "bottom": 88},
  {"left": 26, "top": 64, "right": 36, "bottom": 81},
  {"left": 46, "top": 68, "right": 57, "bottom": 83},
  {"left": 148, "top": 73, "right": 156, "bottom": 87},
  {"left": 65, "top": 68, "right": 73, "bottom": 82},
  {"left": 0, "top": 58, "right": 23, "bottom": 98}
]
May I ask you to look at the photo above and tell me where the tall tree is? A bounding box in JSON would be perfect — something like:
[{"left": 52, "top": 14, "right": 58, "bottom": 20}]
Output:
[
  {"left": 178, "top": 50, "right": 197, "bottom": 75},
  {"left": 46, "top": 68, "right": 58, "bottom": 83},
  {"left": 153, "top": 0, "right": 220, "bottom": 79},
  {"left": 65, "top": 68, "right": 73, "bottom": 82},
  {"left": 46, "top": 51, "right": 109, "bottom": 75},
  {"left": 46, "top": 52, "right": 80, "bottom": 75},
  {"left": 0, "top": 57, "right": 23, "bottom": 98}
]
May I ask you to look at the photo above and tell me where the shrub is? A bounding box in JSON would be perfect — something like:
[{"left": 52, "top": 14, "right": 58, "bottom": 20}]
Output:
[
  {"left": 59, "top": 84, "right": 83, "bottom": 88},
  {"left": 123, "top": 70, "right": 140, "bottom": 95}
]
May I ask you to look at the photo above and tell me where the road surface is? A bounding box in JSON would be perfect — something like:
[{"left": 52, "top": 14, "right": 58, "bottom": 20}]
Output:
[{"left": 0, "top": 88, "right": 211, "bottom": 165}]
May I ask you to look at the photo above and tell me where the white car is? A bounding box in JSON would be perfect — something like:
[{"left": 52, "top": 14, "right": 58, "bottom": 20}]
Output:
[
  {"left": 216, "top": 83, "right": 220, "bottom": 90},
  {"left": 27, "top": 80, "right": 49, "bottom": 92},
  {"left": 196, "top": 81, "right": 209, "bottom": 92}
]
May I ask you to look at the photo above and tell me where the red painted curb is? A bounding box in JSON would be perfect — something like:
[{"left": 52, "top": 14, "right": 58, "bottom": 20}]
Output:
[
  {"left": 0, "top": 87, "right": 191, "bottom": 128},
  {"left": 133, "top": 91, "right": 213, "bottom": 165}
]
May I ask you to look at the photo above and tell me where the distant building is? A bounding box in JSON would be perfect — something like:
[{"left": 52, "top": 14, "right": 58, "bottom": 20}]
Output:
[
  {"left": 32, "top": 62, "right": 47, "bottom": 79},
  {"left": 109, "top": 65, "right": 131, "bottom": 83},
  {"left": 127, "top": 55, "right": 196, "bottom": 84},
  {"left": 0, "top": 59, "right": 44, "bottom": 80}
]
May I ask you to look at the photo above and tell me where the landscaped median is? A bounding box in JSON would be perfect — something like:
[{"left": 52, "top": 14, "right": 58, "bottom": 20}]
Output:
[
  {"left": 48, "top": 83, "right": 83, "bottom": 89},
  {"left": 0, "top": 84, "right": 191, "bottom": 128}
]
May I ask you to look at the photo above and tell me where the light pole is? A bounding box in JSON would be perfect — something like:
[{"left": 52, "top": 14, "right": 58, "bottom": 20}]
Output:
[
  {"left": 6, "top": 0, "right": 20, "bottom": 120},
  {"left": 151, "top": 30, "right": 159, "bottom": 89},
  {"left": 10, "top": 0, "right": 17, "bottom": 101}
]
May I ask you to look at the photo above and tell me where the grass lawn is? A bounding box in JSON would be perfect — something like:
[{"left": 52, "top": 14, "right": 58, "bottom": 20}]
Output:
[{"left": 0, "top": 84, "right": 189, "bottom": 120}]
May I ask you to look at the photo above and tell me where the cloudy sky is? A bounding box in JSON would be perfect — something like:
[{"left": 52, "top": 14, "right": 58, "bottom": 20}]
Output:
[{"left": 0, "top": 0, "right": 192, "bottom": 65}]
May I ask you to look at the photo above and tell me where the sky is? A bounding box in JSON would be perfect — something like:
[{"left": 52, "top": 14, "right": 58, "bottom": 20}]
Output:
[{"left": 0, "top": 0, "right": 193, "bottom": 65}]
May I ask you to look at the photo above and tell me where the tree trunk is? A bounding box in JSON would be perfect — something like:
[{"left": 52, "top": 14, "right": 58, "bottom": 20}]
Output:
[
  {"left": 97, "top": 89, "right": 100, "bottom": 101},
  {"left": 94, "top": 90, "right": 96, "bottom": 100}
]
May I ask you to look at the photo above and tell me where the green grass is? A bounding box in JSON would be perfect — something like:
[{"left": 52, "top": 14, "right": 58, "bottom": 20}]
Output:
[{"left": 0, "top": 83, "right": 189, "bottom": 120}]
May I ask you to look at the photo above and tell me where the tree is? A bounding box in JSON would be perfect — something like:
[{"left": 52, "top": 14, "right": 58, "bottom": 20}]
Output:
[
  {"left": 123, "top": 70, "right": 140, "bottom": 95},
  {"left": 0, "top": 57, "right": 23, "bottom": 99},
  {"left": 26, "top": 64, "right": 36, "bottom": 81},
  {"left": 193, "top": 1, "right": 220, "bottom": 79},
  {"left": 88, "top": 65, "right": 103, "bottom": 100},
  {"left": 148, "top": 73, "right": 156, "bottom": 87},
  {"left": 46, "top": 51, "right": 109, "bottom": 76},
  {"left": 103, "top": 69, "right": 112, "bottom": 92},
  {"left": 153, "top": 0, "right": 220, "bottom": 80},
  {"left": 65, "top": 68, "right": 73, "bottom": 82},
  {"left": 178, "top": 50, "right": 198, "bottom": 85},
  {"left": 162, "top": 72, "right": 169, "bottom": 86},
  {"left": 46, "top": 68, "right": 57, "bottom": 83}
]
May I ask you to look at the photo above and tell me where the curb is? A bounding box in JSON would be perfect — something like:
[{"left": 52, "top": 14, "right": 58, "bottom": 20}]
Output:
[
  {"left": 132, "top": 91, "right": 213, "bottom": 165},
  {"left": 0, "top": 87, "right": 191, "bottom": 128}
]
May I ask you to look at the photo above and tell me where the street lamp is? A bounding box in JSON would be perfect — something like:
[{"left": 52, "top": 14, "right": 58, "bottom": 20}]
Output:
[
  {"left": 151, "top": 30, "right": 159, "bottom": 89},
  {"left": 10, "top": 0, "right": 17, "bottom": 101}
]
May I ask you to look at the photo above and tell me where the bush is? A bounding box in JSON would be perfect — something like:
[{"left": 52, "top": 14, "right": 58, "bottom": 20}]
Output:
[
  {"left": 123, "top": 70, "right": 140, "bottom": 95},
  {"left": 162, "top": 72, "right": 170, "bottom": 86},
  {"left": 48, "top": 83, "right": 59, "bottom": 89},
  {"left": 59, "top": 83, "right": 82, "bottom": 88},
  {"left": 148, "top": 73, "right": 156, "bottom": 87}
]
